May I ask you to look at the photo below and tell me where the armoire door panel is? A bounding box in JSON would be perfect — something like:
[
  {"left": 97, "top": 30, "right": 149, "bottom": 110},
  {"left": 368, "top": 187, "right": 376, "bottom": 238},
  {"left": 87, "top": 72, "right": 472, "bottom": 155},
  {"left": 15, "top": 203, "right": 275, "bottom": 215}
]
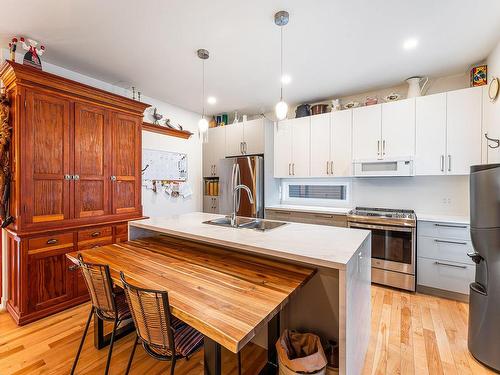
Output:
[
  {"left": 74, "top": 103, "right": 110, "bottom": 219},
  {"left": 111, "top": 113, "right": 140, "bottom": 214},
  {"left": 24, "top": 89, "right": 71, "bottom": 225},
  {"left": 27, "top": 246, "right": 74, "bottom": 312}
]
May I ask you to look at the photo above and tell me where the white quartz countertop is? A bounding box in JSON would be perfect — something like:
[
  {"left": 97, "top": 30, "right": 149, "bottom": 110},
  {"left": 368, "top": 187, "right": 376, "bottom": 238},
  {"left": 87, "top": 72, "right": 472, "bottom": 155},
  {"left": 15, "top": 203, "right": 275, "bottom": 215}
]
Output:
[
  {"left": 129, "top": 212, "right": 369, "bottom": 270},
  {"left": 417, "top": 213, "right": 470, "bottom": 225},
  {"left": 266, "top": 204, "right": 351, "bottom": 215}
]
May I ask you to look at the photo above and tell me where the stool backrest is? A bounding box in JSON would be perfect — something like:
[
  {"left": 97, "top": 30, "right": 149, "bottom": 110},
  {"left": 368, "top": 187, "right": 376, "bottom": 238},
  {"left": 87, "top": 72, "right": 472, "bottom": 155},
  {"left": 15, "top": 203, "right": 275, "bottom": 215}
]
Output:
[
  {"left": 120, "top": 272, "right": 175, "bottom": 353},
  {"left": 78, "top": 254, "right": 116, "bottom": 316}
]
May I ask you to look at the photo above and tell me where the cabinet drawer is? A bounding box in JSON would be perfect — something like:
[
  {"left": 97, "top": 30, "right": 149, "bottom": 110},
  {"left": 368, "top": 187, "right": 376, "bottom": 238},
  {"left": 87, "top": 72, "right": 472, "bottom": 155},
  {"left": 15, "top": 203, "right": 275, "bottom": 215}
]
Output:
[
  {"left": 418, "top": 236, "right": 474, "bottom": 264},
  {"left": 78, "top": 226, "right": 112, "bottom": 242},
  {"left": 114, "top": 224, "right": 128, "bottom": 236},
  {"left": 28, "top": 232, "right": 74, "bottom": 251},
  {"left": 418, "top": 221, "right": 470, "bottom": 240},
  {"left": 417, "top": 257, "right": 474, "bottom": 295},
  {"left": 78, "top": 237, "right": 113, "bottom": 250},
  {"left": 266, "top": 209, "right": 347, "bottom": 227}
]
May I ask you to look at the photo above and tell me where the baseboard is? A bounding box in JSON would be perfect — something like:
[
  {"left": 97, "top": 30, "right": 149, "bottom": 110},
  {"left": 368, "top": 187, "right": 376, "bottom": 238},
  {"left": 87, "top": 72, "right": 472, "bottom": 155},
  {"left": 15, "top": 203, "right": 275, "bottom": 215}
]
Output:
[
  {"left": 0, "top": 297, "right": 6, "bottom": 311},
  {"left": 417, "top": 285, "right": 469, "bottom": 303}
]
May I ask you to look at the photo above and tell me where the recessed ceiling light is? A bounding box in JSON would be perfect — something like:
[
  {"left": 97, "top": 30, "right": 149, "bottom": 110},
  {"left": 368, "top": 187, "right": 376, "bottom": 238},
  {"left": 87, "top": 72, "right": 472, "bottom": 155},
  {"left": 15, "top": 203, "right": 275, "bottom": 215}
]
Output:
[
  {"left": 403, "top": 38, "right": 418, "bottom": 50},
  {"left": 207, "top": 96, "right": 217, "bottom": 105},
  {"left": 281, "top": 74, "right": 292, "bottom": 85}
]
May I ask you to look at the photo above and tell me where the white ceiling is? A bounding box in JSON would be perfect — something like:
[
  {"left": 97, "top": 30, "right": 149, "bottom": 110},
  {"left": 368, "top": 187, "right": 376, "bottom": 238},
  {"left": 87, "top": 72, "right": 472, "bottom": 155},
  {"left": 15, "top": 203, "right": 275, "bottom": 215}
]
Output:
[{"left": 1, "top": 0, "right": 500, "bottom": 115}]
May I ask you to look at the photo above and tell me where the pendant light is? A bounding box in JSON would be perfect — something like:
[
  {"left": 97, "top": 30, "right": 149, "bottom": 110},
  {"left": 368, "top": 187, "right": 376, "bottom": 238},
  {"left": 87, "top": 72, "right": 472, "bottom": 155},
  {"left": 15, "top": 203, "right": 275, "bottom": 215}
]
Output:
[
  {"left": 197, "top": 49, "right": 209, "bottom": 138},
  {"left": 274, "top": 11, "right": 289, "bottom": 121}
]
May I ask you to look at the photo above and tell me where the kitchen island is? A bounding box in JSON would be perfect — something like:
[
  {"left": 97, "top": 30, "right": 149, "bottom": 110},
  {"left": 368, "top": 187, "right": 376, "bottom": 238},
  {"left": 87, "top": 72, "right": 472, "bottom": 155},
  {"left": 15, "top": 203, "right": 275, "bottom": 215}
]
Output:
[{"left": 129, "top": 212, "right": 371, "bottom": 375}]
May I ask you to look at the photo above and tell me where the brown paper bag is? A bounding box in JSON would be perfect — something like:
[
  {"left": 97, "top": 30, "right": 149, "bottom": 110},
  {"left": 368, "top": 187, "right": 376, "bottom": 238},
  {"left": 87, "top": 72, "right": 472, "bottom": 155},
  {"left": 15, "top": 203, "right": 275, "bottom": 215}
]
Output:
[{"left": 276, "top": 330, "right": 327, "bottom": 373}]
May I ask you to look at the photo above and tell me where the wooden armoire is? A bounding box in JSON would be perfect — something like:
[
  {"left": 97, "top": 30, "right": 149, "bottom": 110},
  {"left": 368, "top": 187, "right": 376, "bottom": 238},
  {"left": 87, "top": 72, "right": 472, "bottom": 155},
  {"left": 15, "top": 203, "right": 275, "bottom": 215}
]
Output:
[{"left": 0, "top": 61, "right": 149, "bottom": 325}]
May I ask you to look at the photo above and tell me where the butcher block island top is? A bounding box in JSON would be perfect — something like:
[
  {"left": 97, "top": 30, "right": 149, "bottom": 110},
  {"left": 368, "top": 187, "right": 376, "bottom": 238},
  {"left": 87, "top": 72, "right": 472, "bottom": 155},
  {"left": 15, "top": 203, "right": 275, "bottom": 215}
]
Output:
[
  {"left": 129, "top": 212, "right": 370, "bottom": 270},
  {"left": 67, "top": 236, "right": 316, "bottom": 353}
]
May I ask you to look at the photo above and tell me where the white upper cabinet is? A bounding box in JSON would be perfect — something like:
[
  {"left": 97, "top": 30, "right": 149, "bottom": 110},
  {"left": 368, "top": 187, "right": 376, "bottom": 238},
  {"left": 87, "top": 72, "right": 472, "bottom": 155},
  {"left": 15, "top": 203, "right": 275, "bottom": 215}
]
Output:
[
  {"left": 310, "top": 113, "right": 331, "bottom": 177},
  {"left": 225, "top": 123, "right": 244, "bottom": 156},
  {"left": 331, "top": 109, "right": 352, "bottom": 177},
  {"left": 274, "top": 120, "right": 293, "bottom": 177},
  {"left": 352, "top": 105, "right": 382, "bottom": 160},
  {"left": 274, "top": 117, "right": 310, "bottom": 177},
  {"left": 416, "top": 93, "right": 447, "bottom": 175},
  {"left": 381, "top": 98, "right": 415, "bottom": 158},
  {"left": 225, "top": 119, "right": 265, "bottom": 156},
  {"left": 243, "top": 119, "right": 265, "bottom": 155},
  {"left": 203, "top": 126, "right": 226, "bottom": 177},
  {"left": 292, "top": 117, "right": 311, "bottom": 177},
  {"left": 446, "top": 87, "right": 482, "bottom": 175}
]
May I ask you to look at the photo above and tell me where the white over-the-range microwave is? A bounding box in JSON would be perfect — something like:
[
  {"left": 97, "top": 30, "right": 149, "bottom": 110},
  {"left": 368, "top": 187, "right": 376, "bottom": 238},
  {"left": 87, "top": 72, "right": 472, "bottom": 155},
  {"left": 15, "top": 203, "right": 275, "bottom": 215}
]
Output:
[{"left": 352, "top": 157, "right": 414, "bottom": 177}]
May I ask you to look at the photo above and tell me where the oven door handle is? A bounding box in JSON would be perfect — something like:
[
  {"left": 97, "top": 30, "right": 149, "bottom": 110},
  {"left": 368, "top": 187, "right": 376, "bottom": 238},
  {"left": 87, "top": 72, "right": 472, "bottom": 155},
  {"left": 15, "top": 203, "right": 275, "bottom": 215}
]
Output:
[{"left": 348, "top": 222, "right": 414, "bottom": 232}]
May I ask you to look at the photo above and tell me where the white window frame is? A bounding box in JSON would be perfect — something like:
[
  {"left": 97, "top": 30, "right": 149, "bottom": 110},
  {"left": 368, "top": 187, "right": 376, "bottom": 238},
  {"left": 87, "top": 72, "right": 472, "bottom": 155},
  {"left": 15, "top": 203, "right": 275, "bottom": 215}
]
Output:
[{"left": 280, "top": 178, "right": 351, "bottom": 207}]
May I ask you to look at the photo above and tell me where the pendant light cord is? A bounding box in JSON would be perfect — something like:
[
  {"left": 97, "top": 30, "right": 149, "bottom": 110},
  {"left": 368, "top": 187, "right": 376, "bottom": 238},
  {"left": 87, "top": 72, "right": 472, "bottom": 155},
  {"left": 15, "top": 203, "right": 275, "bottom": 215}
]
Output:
[
  {"left": 280, "top": 26, "right": 284, "bottom": 101},
  {"left": 202, "top": 59, "right": 205, "bottom": 118}
]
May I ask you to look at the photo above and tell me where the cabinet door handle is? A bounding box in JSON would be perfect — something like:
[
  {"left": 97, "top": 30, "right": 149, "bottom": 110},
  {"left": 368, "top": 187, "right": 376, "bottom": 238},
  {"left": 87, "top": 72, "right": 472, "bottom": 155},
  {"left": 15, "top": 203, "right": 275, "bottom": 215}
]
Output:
[
  {"left": 64, "top": 174, "right": 72, "bottom": 180},
  {"left": 382, "top": 140, "right": 386, "bottom": 155},
  {"left": 91, "top": 231, "right": 101, "bottom": 238},
  {"left": 292, "top": 163, "right": 295, "bottom": 175},
  {"left": 244, "top": 142, "right": 247, "bottom": 154},
  {"left": 377, "top": 140, "right": 380, "bottom": 155},
  {"left": 110, "top": 175, "right": 117, "bottom": 181},
  {"left": 240, "top": 142, "right": 243, "bottom": 154},
  {"left": 434, "top": 223, "right": 467, "bottom": 229},
  {"left": 330, "top": 161, "right": 333, "bottom": 175},
  {"left": 440, "top": 155, "right": 444, "bottom": 172},
  {"left": 434, "top": 261, "right": 467, "bottom": 269},
  {"left": 326, "top": 161, "right": 329, "bottom": 175},
  {"left": 73, "top": 174, "right": 80, "bottom": 181},
  {"left": 288, "top": 163, "right": 291, "bottom": 176},
  {"left": 434, "top": 239, "right": 468, "bottom": 245},
  {"left": 46, "top": 238, "right": 58, "bottom": 245},
  {"left": 448, "top": 155, "right": 451, "bottom": 172}
]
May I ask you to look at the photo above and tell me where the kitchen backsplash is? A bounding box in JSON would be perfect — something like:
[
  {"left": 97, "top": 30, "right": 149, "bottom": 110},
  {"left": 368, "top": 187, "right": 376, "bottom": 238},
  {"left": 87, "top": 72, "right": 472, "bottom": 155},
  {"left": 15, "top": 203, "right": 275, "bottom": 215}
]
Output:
[{"left": 280, "top": 175, "right": 469, "bottom": 216}]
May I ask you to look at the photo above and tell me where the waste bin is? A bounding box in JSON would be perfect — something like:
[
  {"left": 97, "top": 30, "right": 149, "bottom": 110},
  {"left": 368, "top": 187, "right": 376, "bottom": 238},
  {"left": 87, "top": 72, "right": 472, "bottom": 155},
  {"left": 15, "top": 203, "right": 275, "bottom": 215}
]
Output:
[{"left": 276, "top": 330, "right": 327, "bottom": 375}]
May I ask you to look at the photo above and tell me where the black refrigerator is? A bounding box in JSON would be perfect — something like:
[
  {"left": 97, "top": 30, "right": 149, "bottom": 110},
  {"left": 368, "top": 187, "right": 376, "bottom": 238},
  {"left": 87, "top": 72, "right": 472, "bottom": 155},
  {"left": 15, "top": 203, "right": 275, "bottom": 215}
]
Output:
[{"left": 468, "top": 163, "right": 500, "bottom": 371}]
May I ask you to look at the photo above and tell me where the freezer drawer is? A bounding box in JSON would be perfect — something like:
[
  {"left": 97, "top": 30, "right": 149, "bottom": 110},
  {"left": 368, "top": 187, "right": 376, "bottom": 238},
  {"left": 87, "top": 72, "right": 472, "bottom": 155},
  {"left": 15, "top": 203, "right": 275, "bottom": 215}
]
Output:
[{"left": 417, "top": 257, "right": 474, "bottom": 294}]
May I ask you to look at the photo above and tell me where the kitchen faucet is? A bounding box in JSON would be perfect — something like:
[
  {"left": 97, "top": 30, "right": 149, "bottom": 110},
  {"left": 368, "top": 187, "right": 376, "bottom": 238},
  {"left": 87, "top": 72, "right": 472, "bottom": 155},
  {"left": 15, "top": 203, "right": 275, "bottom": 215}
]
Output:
[{"left": 230, "top": 184, "right": 254, "bottom": 226}]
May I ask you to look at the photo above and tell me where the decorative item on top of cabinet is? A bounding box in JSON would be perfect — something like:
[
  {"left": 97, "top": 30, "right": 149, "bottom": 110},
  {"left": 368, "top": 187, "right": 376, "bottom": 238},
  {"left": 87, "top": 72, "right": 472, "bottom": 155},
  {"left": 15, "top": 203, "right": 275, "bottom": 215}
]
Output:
[
  {"left": 470, "top": 65, "right": 487, "bottom": 87},
  {"left": 405, "top": 76, "right": 429, "bottom": 98},
  {"left": 20, "top": 37, "right": 45, "bottom": 70},
  {"left": 488, "top": 77, "right": 499, "bottom": 102},
  {"left": 0, "top": 60, "right": 147, "bottom": 325}
]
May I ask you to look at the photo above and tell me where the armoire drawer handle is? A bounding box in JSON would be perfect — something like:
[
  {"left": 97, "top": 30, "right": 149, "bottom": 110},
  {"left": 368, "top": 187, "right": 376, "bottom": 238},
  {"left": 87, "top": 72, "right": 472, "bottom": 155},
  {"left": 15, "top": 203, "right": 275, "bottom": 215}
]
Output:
[
  {"left": 110, "top": 175, "right": 117, "bottom": 181},
  {"left": 46, "top": 239, "right": 58, "bottom": 245},
  {"left": 91, "top": 231, "right": 101, "bottom": 238}
]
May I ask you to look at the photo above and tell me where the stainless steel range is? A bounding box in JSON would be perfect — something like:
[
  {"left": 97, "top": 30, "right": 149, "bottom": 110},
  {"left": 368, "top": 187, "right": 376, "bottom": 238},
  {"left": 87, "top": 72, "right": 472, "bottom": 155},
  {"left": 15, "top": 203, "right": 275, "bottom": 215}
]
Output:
[{"left": 347, "top": 207, "right": 416, "bottom": 291}]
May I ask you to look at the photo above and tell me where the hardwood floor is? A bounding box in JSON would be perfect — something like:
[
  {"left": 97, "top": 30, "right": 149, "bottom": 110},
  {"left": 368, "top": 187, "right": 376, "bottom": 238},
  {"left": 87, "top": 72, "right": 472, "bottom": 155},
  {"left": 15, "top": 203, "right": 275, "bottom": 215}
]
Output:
[{"left": 0, "top": 285, "right": 495, "bottom": 374}]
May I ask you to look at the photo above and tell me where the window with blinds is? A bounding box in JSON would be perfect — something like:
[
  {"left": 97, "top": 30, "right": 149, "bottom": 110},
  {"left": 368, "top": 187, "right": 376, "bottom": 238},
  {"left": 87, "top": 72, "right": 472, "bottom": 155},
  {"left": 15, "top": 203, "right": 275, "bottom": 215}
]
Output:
[{"left": 288, "top": 184, "right": 347, "bottom": 200}]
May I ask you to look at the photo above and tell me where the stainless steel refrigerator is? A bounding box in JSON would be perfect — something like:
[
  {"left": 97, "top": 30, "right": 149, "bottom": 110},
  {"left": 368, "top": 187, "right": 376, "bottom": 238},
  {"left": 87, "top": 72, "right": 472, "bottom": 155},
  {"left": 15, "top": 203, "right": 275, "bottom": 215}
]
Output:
[
  {"left": 218, "top": 156, "right": 264, "bottom": 218},
  {"left": 468, "top": 163, "right": 500, "bottom": 371}
]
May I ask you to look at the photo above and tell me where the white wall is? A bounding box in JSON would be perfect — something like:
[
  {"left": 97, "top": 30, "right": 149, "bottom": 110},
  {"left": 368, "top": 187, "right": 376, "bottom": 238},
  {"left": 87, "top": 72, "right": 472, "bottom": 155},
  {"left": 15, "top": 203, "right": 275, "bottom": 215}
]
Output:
[
  {"left": 484, "top": 40, "right": 500, "bottom": 163},
  {"left": 281, "top": 175, "right": 469, "bottom": 217},
  {"left": 0, "top": 48, "right": 203, "bottom": 217}
]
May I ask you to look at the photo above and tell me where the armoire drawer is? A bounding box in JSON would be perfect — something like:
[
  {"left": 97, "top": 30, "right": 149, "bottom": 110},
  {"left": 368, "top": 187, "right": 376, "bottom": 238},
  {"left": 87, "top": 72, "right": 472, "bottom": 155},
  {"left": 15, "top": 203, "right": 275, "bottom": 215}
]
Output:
[
  {"left": 417, "top": 236, "right": 474, "bottom": 264},
  {"left": 417, "top": 257, "right": 474, "bottom": 295},
  {"left": 77, "top": 226, "right": 113, "bottom": 242},
  {"left": 28, "top": 232, "right": 74, "bottom": 251},
  {"left": 78, "top": 237, "right": 113, "bottom": 250},
  {"left": 418, "top": 221, "right": 470, "bottom": 240}
]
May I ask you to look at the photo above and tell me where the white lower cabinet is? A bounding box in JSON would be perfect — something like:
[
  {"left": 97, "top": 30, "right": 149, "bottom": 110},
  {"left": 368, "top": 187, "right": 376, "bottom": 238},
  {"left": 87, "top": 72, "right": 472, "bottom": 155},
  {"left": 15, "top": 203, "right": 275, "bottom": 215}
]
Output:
[
  {"left": 417, "top": 220, "right": 474, "bottom": 296},
  {"left": 417, "top": 257, "right": 475, "bottom": 295}
]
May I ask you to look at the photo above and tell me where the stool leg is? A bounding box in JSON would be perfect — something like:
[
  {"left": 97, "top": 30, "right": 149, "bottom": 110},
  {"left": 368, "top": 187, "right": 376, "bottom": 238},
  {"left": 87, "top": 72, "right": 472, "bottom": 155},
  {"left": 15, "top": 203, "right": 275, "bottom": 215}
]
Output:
[
  {"left": 70, "top": 307, "right": 94, "bottom": 375},
  {"left": 104, "top": 318, "right": 119, "bottom": 375},
  {"left": 125, "top": 334, "right": 139, "bottom": 375}
]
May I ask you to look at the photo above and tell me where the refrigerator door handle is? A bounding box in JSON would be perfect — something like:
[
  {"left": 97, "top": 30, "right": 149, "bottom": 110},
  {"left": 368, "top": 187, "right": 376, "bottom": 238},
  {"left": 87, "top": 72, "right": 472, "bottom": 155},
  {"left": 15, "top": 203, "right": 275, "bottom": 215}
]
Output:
[{"left": 236, "top": 162, "right": 241, "bottom": 211}]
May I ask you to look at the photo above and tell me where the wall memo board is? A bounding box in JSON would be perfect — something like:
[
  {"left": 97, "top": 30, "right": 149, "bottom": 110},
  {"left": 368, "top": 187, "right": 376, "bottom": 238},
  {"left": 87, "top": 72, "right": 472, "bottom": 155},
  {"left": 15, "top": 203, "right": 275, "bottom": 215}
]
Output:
[{"left": 142, "top": 148, "right": 188, "bottom": 181}]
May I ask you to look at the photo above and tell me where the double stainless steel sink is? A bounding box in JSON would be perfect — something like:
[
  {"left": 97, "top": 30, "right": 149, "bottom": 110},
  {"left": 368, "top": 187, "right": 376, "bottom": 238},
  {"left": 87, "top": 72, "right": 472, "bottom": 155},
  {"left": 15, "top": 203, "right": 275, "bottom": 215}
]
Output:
[{"left": 203, "top": 216, "right": 288, "bottom": 231}]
